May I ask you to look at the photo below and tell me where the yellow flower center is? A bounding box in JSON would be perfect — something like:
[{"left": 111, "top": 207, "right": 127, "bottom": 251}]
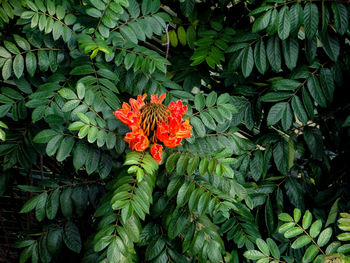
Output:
[{"left": 140, "top": 103, "right": 171, "bottom": 142}]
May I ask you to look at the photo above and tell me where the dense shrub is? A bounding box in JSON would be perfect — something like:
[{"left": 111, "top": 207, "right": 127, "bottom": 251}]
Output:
[{"left": 0, "top": 0, "right": 350, "bottom": 262}]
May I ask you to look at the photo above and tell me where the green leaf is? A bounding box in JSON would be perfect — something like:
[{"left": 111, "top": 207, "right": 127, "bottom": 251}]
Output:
[
  {"left": 282, "top": 37, "right": 299, "bottom": 70},
  {"left": 243, "top": 250, "right": 265, "bottom": 260},
  {"left": 120, "top": 26, "right": 138, "bottom": 44},
  {"left": 249, "top": 5, "right": 274, "bottom": 16},
  {"left": 279, "top": 222, "right": 295, "bottom": 233},
  {"left": 320, "top": 68, "right": 335, "bottom": 102},
  {"left": 77, "top": 112, "right": 90, "bottom": 124},
  {"left": 206, "top": 91, "right": 217, "bottom": 107},
  {"left": 241, "top": 46, "right": 254, "bottom": 78},
  {"left": 291, "top": 235, "right": 311, "bottom": 249},
  {"left": 302, "top": 87, "right": 314, "bottom": 120},
  {"left": 47, "top": 229, "right": 63, "bottom": 255},
  {"left": 267, "top": 8, "right": 278, "bottom": 35},
  {"left": 56, "top": 136, "right": 75, "bottom": 162},
  {"left": 250, "top": 150, "right": 263, "bottom": 181},
  {"left": 169, "top": 90, "right": 194, "bottom": 100},
  {"left": 303, "top": 127, "right": 323, "bottom": 161},
  {"left": 145, "top": 237, "right": 165, "bottom": 261},
  {"left": 310, "top": 220, "right": 322, "bottom": 238},
  {"left": 278, "top": 6, "right": 290, "bottom": 40},
  {"left": 303, "top": 2, "right": 319, "bottom": 40},
  {"left": 4, "top": 41, "right": 20, "bottom": 54},
  {"left": 2, "top": 58, "right": 12, "bottom": 80},
  {"left": 319, "top": 32, "right": 340, "bottom": 62},
  {"left": 284, "top": 227, "right": 303, "bottom": 238},
  {"left": 20, "top": 194, "right": 41, "bottom": 213},
  {"left": 46, "top": 134, "right": 63, "bottom": 156},
  {"left": 261, "top": 92, "right": 292, "bottom": 102},
  {"left": 194, "top": 93, "right": 205, "bottom": 111},
  {"left": 106, "top": 239, "right": 120, "bottom": 262},
  {"left": 33, "top": 129, "right": 58, "bottom": 143},
  {"left": 325, "top": 198, "right": 339, "bottom": 227},
  {"left": 186, "top": 25, "right": 196, "bottom": 49},
  {"left": 254, "top": 39, "right": 268, "bottom": 74},
  {"left": 46, "top": 188, "right": 60, "bottom": 219},
  {"left": 90, "top": 0, "right": 105, "bottom": 10},
  {"left": 302, "top": 210, "right": 312, "bottom": 229},
  {"left": 176, "top": 154, "right": 189, "bottom": 175},
  {"left": 307, "top": 75, "right": 326, "bottom": 108},
  {"left": 291, "top": 96, "right": 308, "bottom": 124},
  {"left": 337, "top": 233, "right": 350, "bottom": 241},
  {"left": 26, "top": 52, "right": 37, "bottom": 77},
  {"left": 256, "top": 238, "right": 269, "bottom": 256},
  {"left": 87, "top": 126, "right": 98, "bottom": 143},
  {"left": 302, "top": 244, "right": 319, "bottom": 263},
  {"left": 293, "top": 208, "right": 302, "bottom": 223},
  {"left": 272, "top": 79, "right": 301, "bottom": 91},
  {"left": 18, "top": 185, "right": 43, "bottom": 192},
  {"left": 285, "top": 177, "right": 304, "bottom": 210},
  {"left": 337, "top": 244, "right": 350, "bottom": 254},
  {"left": 59, "top": 88, "right": 78, "bottom": 100},
  {"left": 35, "top": 192, "right": 47, "bottom": 222},
  {"left": 13, "top": 35, "right": 31, "bottom": 51},
  {"left": 317, "top": 227, "right": 332, "bottom": 247},
  {"left": 267, "top": 35, "right": 281, "bottom": 72},
  {"left": 252, "top": 10, "right": 271, "bottom": 33},
  {"left": 63, "top": 222, "right": 82, "bottom": 253},
  {"left": 278, "top": 213, "right": 293, "bottom": 222},
  {"left": 178, "top": 26, "right": 187, "bottom": 46},
  {"left": 13, "top": 239, "right": 35, "bottom": 249},
  {"left": 191, "top": 116, "right": 205, "bottom": 137},
  {"left": 0, "top": 47, "right": 11, "bottom": 58},
  {"left": 86, "top": 148, "right": 100, "bottom": 174},
  {"left": 60, "top": 187, "right": 73, "bottom": 219},
  {"left": 266, "top": 238, "right": 280, "bottom": 259},
  {"left": 200, "top": 111, "right": 216, "bottom": 130},
  {"left": 331, "top": 3, "right": 348, "bottom": 35},
  {"left": 267, "top": 102, "right": 285, "bottom": 126},
  {"left": 290, "top": 3, "right": 303, "bottom": 36},
  {"left": 86, "top": 8, "right": 102, "bottom": 18}
]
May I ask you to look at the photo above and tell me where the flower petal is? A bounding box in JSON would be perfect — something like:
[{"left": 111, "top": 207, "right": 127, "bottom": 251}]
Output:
[
  {"left": 124, "top": 128, "right": 149, "bottom": 151},
  {"left": 150, "top": 143, "right": 163, "bottom": 163},
  {"left": 130, "top": 94, "right": 147, "bottom": 112},
  {"left": 151, "top": 94, "right": 166, "bottom": 104}
]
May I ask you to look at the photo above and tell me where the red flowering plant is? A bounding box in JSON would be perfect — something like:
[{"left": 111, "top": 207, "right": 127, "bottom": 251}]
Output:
[{"left": 113, "top": 94, "right": 192, "bottom": 163}]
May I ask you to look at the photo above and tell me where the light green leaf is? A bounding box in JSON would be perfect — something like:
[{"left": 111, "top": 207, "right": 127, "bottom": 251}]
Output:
[
  {"left": 243, "top": 250, "right": 265, "bottom": 260},
  {"left": 317, "top": 227, "right": 332, "bottom": 247},
  {"left": 309, "top": 220, "right": 322, "bottom": 238},
  {"left": 291, "top": 235, "right": 311, "bottom": 249},
  {"left": 302, "top": 244, "right": 319, "bottom": 263}
]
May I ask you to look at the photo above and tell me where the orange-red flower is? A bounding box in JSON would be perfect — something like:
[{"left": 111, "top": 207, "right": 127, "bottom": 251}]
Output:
[
  {"left": 150, "top": 143, "right": 163, "bottom": 163},
  {"left": 114, "top": 94, "right": 192, "bottom": 163}
]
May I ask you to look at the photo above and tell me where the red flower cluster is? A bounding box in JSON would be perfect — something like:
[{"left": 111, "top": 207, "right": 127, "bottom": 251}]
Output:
[{"left": 114, "top": 94, "right": 192, "bottom": 163}]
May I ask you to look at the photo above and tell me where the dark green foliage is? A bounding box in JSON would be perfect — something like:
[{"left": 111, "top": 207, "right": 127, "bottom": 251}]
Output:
[{"left": 1, "top": 0, "right": 350, "bottom": 262}]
